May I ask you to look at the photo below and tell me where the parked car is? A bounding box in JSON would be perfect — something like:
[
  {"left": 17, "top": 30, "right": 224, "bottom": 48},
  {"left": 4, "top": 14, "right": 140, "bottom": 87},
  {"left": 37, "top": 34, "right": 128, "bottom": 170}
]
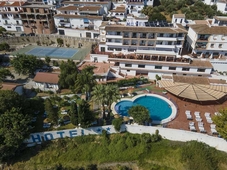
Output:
[
  {"left": 20, "top": 33, "right": 27, "bottom": 37},
  {"left": 27, "top": 33, "right": 36, "bottom": 36}
]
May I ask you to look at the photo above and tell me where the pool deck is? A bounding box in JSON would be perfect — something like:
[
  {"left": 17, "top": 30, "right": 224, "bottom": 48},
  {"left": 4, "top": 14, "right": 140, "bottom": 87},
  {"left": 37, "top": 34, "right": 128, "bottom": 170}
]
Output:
[{"left": 111, "top": 94, "right": 177, "bottom": 125}]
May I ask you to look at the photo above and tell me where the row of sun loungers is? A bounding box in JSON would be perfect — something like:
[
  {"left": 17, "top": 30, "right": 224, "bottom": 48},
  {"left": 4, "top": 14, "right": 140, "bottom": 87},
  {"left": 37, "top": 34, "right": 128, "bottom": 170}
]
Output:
[{"left": 186, "top": 110, "right": 218, "bottom": 134}]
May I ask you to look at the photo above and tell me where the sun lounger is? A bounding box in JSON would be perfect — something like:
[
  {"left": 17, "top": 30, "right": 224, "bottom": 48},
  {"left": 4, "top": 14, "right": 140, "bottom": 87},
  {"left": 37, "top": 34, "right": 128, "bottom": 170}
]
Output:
[
  {"left": 185, "top": 110, "right": 191, "bottom": 115},
  {"left": 189, "top": 122, "right": 194, "bottom": 126},
  {"left": 196, "top": 118, "right": 202, "bottom": 122},
  {"left": 199, "top": 126, "right": 206, "bottom": 133},
  {"left": 206, "top": 117, "right": 213, "bottom": 123},
  {"left": 186, "top": 114, "right": 193, "bottom": 120},
  {"left": 194, "top": 111, "right": 200, "bottom": 116},
  {"left": 198, "top": 122, "right": 204, "bottom": 127},
  {"left": 189, "top": 125, "right": 196, "bottom": 131},
  {"left": 210, "top": 124, "right": 216, "bottom": 129},
  {"left": 215, "top": 112, "right": 221, "bottom": 116},
  {"left": 205, "top": 112, "right": 210, "bottom": 117},
  {"left": 211, "top": 128, "right": 218, "bottom": 134}
]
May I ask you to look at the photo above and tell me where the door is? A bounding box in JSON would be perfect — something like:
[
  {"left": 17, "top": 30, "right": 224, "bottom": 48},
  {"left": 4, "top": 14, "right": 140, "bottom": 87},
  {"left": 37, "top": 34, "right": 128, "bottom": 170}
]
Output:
[
  {"left": 58, "top": 29, "right": 65, "bottom": 35},
  {"left": 16, "top": 27, "right": 22, "bottom": 32}
]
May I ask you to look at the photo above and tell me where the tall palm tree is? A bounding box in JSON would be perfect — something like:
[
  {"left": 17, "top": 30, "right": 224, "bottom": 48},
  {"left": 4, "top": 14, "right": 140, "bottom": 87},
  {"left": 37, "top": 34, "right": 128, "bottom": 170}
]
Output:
[
  {"left": 91, "top": 84, "right": 106, "bottom": 119},
  {"left": 75, "top": 66, "right": 96, "bottom": 100},
  {"left": 105, "top": 84, "right": 121, "bottom": 119}
]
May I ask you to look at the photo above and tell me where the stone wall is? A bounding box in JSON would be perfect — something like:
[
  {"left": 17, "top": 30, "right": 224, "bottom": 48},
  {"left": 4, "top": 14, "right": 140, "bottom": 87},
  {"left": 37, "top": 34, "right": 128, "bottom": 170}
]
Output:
[{"left": 0, "top": 34, "right": 99, "bottom": 49}]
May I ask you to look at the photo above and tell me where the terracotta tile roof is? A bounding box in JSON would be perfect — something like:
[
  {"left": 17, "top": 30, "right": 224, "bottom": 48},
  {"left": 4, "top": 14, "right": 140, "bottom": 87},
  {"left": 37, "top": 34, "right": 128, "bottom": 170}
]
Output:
[
  {"left": 194, "top": 20, "right": 209, "bottom": 24},
  {"left": 108, "top": 58, "right": 213, "bottom": 68},
  {"left": 105, "top": 24, "right": 188, "bottom": 33},
  {"left": 62, "top": 1, "right": 109, "bottom": 5},
  {"left": 57, "top": 6, "right": 77, "bottom": 11},
  {"left": 173, "top": 75, "right": 210, "bottom": 84},
  {"left": 54, "top": 14, "right": 103, "bottom": 20},
  {"left": 209, "top": 79, "right": 227, "bottom": 84},
  {"left": 111, "top": 6, "right": 126, "bottom": 13},
  {"left": 0, "top": 2, "right": 6, "bottom": 7},
  {"left": 4, "top": 1, "right": 25, "bottom": 7},
  {"left": 190, "top": 24, "right": 227, "bottom": 34},
  {"left": 213, "top": 16, "right": 227, "bottom": 21},
  {"left": 33, "top": 72, "right": 59, "bottom": 84},
  {"left": 58, "top": 6, "right": 101, "bottom": 11},
  {"left": 1, "top": 82, "right": 23, "bottom": 91},
  {"left": 79, "top": 6, "right": 102, "bottom": 11},
  {"left": 173, "top": 14, "right": 185, "bottom": 18}
]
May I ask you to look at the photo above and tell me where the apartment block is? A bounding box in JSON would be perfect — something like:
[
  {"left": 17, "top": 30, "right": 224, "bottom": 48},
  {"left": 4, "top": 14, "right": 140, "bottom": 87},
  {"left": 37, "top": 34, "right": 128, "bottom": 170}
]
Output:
[
  {"left": 186, "top": 22, "right": 227, "bottom": 59},
  {"left": 202, "top": 0, "right": 227, "bottom": 14},
  {"left": 20, "top": 3, "right": 56, "bottom": 34},
  {"left": 99, "top": 21, "right": 187, "bottom": 56},
  {"left": 0, "top": 1, "right": 25, "bottom": 32}
]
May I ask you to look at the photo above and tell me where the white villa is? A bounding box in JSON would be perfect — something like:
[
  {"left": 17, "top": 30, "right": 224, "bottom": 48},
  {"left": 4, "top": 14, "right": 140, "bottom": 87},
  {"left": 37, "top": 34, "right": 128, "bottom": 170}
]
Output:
[
  {"left": 33, "top": 72, "right": 59, "bottom": 92},
  {"left": 202, "top": 0, "right": 227, "bottom": 14}
]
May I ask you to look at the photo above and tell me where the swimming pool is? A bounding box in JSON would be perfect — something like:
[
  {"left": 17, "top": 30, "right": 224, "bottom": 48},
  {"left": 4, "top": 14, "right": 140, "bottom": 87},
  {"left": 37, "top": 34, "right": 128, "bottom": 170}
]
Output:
[{"left": 112, "top": 94, "right": 177, "bottom": 124}]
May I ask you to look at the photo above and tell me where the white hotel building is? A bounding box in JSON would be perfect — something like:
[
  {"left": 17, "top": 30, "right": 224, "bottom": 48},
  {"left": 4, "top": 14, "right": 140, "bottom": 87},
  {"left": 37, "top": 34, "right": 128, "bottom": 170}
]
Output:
[{"left": 0, "top": 1, "right": 24, "bottom": 32}]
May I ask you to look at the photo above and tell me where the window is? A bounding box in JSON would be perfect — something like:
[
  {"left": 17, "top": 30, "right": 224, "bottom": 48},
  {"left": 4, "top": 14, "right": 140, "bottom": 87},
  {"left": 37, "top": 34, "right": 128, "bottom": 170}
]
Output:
[
  {"left": 138, "top": 65, "right": 145, "bottom": 68},
  {"left": 197, "top": 68, "right": 205, "bottom": 72},
  {"left": 183, "top": 74, "right": 187, "bottom": 76},
  {"left": 182, "top": 67, "right": 190, "bottom": 71},
  {"left": 125, "top": 64, "right": 132, "bottom": 67},
  {"left": 101, "top": 47, "right": 105, "bottom": 52},
  {"left": 219, "top": 44, "right": 223, "bottom": 48},
  {"left": 7, "top": 26, "right": 11, "bottom": 28},
  {"left": 210, "top": 44, "right": 214, "bottom": 48},
  {"left": 127, "top": 70, "right": 130, "bottom": 72},
  {"left": 169, "top": 67, "right": 176, "bottom": 70},
  {"left": 155, "top": 66, "right": 162, "bottom": 69}
]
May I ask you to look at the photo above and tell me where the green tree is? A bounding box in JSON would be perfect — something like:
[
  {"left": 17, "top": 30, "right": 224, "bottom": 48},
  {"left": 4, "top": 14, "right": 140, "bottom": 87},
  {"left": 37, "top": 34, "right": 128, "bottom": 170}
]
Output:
[
  {"left": 77, "top": 99, "right": 94, "bottom": 127},
  {"left": 128, "top": 105, "right": 150, "bottom": 125},
  {"left": 69, "top": 102, "right": 78, "bottom": 126},
  {"left": 212, "top": 109, "right": 227, "bottom": 139},
  {"left": 91, "top": 84, "right": 106, "bottom": 119},
  {"left": 0, "top": 90, "right": 32, "bottom": 162},
  {"left": 0, "top": 43, "right": 10, "bottom": 51},
  {"left": 59, "top": 60, "right": 78, "bottom": 89},
  {"left": 149, "top": 12, "right": 166, "bottom": 21},
  {"left": 57, "top": 38, "right": 64, "bottom": 47},
  {"left": 45, "top": 98, "right": 59, "bottom": 125},
  {"left": 0, "top": 26, "right": 6, "bottom": 35},
  {"left": 105, "top": 84, "right": 120, "bottom": 119},
  {"left": 11, "top": 54, "right": 44, "bottom": 75},
  {"left": 0, "top": 68, "right": 14, "bottom": 82},
  {"left": 0, "top": 107, "right": 31, "bottom": 162},
  {"left": 45, "top": 56, "right": 51, "bottom": 65}
]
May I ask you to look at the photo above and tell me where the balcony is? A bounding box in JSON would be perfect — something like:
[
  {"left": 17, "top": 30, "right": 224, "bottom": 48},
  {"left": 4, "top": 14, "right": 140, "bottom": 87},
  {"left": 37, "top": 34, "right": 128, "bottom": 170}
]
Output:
[
  {"left": 196, "top": 44, "right": 207, "bottom": 49},
  {"left": 156, "top": 36, "right": 177, "bottom": 41},
  {"left": 123, "top": 41, "right": 130, "bottom": 45},
  {"left": 2, "top": 15, "right": 9, "bottom": 19},
  {"left": 106, "top": 34, "right": 122, "bottom": 38},
  {"left": 3, "top": 22, "right": 10, "bottom": 25},
  {"left": 123, "top": 34, "right": 130, "bottom": 38},
  {"left": 106, "top": 41, "right": 122, "bottom": 45}
]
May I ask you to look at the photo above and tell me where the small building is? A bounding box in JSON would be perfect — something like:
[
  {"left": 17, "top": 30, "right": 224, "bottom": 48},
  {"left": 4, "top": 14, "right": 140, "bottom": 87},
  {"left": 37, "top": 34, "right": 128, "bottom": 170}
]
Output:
[
  {"left": 33, "top": 72, "right": 59, "bottom": 92},
  {"left": 1, "top": 82, "right": 24, "bottom": 95}
]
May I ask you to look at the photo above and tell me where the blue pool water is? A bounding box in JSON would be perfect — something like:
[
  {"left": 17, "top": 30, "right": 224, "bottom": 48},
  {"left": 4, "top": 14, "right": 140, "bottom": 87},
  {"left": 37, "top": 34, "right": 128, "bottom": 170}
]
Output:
[{"left": 115, "top": 96, "right": 172, "bottom": 121}]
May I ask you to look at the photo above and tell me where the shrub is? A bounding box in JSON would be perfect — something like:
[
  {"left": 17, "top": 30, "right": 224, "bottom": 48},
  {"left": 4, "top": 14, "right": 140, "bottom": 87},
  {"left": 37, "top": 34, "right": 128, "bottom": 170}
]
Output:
[{"left": 112, "top": 118, "right": 123, "bottom": 132}]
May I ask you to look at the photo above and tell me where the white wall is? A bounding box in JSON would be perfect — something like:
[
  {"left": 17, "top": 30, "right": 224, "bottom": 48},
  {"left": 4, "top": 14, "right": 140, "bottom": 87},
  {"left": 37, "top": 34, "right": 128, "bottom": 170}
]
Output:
[
  {"left": 24, "top": 125, "right": 227, "bottom": 153},
  {"left": 90, "top": 54, "right": 109, "bottom": 62}
]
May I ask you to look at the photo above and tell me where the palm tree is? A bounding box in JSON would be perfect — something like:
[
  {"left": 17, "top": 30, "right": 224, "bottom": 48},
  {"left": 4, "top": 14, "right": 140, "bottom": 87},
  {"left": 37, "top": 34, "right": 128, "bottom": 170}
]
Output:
[
  {"left": 75, "top": 66, "right": 96, "bottom": 100},
  {"left": 105, "top": 84, "right": 120, "bottom": 119},
  {"left": 91, "top": 84, "right": 106, "bottom": 119}
]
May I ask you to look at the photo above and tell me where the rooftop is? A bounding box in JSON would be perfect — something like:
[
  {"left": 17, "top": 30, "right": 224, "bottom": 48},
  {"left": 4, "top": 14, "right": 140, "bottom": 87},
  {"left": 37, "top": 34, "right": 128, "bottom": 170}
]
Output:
[
  {"left": 190, "top": 24, "right": 227, "bottom": 34},
  {"left": 1, "top": 82, "right": 23, "bottom": 91},
  {"left": 58, "top": 6, "right": 101, "bottom": 11},
  {"left": 33, "top": 72, "right": 59, "bottom": 84},
  {"left": 173, "top": 14, "right": 185, "bottom": 18},
  {"left": 54, "top": 14, "right": 103, "bottom": 20},
  {"left": 62, "top": 1, "right": 109, "bottom": 5}
]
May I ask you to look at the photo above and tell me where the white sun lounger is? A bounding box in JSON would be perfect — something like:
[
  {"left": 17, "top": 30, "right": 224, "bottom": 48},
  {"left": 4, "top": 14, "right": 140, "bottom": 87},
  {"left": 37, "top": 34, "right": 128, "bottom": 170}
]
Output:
[
  {"left": 189, "top": 125, "right": 196, "bottom": 131},
  {"left": 189, "top": 122, "right": 194, "bottom": 126},
  {"left": 198, "top": 122, "right": 204, "bottom": 127},
  {"left": 211, "top": 128, "right": 218, "bottom": 134},
  {"left": 196, "top": 118, "right": 202, "bottom": 122},
  {"left": 186, "top": 114, "right": 193, "bottom": 120},
  {"left": 205, "top": 112, "right": 210, "bottom": 117},
  {"left": 194, "top": 111, "right": 200, "bottom": 116},
  {"left": 215, "top": 112, "right": 221, "bottom": 116},
  {"left": 199, "top": 126, "right": 206, "bottom": 133},
  {"left": 206, "top": 117, "right": 213, "bottom": 123},
  {"left": 210, "top": 124, "right": 216, "bottom": 129},
  {"left": 185, "top": 110, "right": 191, "bottom": 115}
]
